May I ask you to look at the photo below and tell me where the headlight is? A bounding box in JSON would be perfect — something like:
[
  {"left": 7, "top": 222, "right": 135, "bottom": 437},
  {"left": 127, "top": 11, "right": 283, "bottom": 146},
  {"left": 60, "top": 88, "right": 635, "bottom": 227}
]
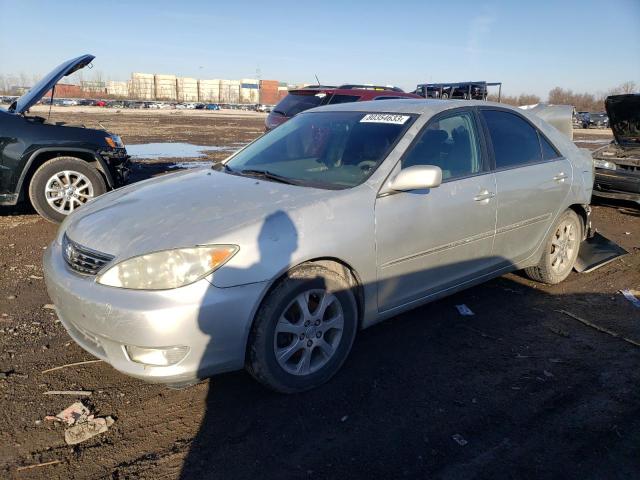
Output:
[
  {"left": 593, "top": 159, "right": 617, "bottom": 171},
  {"left": 97, "top": 245, "right": 238, "bottom": 290},
  {"left": 105, "top": 135, "right": 124, "bottom": 148}
]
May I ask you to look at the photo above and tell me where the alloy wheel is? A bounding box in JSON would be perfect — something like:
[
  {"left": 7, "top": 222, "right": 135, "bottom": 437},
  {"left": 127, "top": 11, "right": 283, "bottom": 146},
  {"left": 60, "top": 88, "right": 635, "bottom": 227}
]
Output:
[
  {"left": 44, "top": 170, "right": 95, "bottom": 214},
  {"left": 273, "top": 289, "right": 344, "bottom": 376}
]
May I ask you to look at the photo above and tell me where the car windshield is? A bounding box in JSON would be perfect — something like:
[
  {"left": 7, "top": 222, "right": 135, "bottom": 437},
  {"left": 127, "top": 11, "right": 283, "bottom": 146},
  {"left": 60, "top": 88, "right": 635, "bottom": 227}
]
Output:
[
  {"left": 225, "top": 111, "right": 415, "bottom": 189},
  {"left": 273, "top": 92, "right": 326, "bottom": 116}
]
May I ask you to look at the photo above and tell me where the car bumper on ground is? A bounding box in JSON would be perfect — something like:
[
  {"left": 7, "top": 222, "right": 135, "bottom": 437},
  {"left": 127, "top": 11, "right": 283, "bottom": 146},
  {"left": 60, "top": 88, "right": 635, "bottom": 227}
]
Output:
[
  {"left": 594, "top": 168, "right": 640, "bottom": 201},
  {"left": 43, "top": 240, "right": 267, "bottom": 385}
]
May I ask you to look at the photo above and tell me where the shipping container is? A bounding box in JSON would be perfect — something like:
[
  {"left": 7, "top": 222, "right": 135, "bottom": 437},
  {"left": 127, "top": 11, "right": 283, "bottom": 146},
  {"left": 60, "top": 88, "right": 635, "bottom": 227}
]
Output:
[
  {"left": 258, "top": 79, "right": 279, "bottom": 105},
  {"left": 229, "top": 80, "right": 241, "bottom": 104},
  {"left": 154, "top": 74, "right": 177, "bottom": 101},
  {"left": 130, "top": 73, "right": 155, "bottom": 100},
  {"left": 43, "top": 83, "right": 83, "bottom": 99},
  {"left": 106, "top": 81, "right": 128, "bottom": 98},
  {"left": 199, "top": 79, "right": 221, "bottom": 103},
  {"left": 240, "top": 78, "right": 259, "bottom": 104},
  {"left": 176, "top": 77, "right": 199, "bottom": 102}
]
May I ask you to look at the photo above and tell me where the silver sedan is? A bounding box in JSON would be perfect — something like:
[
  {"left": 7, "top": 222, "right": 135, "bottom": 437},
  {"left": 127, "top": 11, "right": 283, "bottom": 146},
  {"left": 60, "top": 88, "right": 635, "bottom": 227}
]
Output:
[{"left": 44, "top": 100, "right": 594, "bottom": 393}]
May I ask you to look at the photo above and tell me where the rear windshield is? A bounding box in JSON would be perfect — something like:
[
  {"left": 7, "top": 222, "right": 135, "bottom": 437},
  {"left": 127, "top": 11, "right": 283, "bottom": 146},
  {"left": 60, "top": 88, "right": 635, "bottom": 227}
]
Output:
[
  {"left": 273, "top": 92, "right": 326, "bottom": 116},
  {"left": 225, "top": 111, "right": 415, "bottom": 189}
]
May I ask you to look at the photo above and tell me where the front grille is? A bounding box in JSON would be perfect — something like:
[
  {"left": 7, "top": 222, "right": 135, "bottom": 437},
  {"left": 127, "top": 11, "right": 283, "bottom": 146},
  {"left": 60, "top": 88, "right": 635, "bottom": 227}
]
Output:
[{"left": 62, "top": 234, "right": 114, "bottom": 275}]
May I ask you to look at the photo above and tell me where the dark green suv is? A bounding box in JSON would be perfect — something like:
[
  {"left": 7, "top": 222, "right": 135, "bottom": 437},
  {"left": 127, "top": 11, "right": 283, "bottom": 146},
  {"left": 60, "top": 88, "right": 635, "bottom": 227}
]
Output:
[{"left": 0, "top": 54, "right": 129, "bottom": 222}]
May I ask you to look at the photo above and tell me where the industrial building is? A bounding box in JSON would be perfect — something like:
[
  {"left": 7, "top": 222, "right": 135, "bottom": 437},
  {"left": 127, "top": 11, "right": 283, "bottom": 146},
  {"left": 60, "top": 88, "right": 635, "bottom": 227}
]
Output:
[{"left": 33, "top": 70, "right": 294, "bottom": 104}]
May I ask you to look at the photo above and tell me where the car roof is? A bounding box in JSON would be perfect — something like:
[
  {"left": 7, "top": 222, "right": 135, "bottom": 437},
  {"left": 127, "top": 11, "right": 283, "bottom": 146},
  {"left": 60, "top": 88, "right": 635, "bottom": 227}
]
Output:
[
  {"left": 306, "top": 98, "right": 515, "bottom": 116},
  {"left": 288, "top": 88, "right": 416, "bottom": 98}
]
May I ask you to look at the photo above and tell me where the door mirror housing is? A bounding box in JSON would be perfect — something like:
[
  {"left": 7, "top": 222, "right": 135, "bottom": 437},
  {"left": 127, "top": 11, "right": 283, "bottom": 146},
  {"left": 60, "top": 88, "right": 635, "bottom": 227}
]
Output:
[{"left": 389, "top": 165, "right": 442, "bottom": 192}]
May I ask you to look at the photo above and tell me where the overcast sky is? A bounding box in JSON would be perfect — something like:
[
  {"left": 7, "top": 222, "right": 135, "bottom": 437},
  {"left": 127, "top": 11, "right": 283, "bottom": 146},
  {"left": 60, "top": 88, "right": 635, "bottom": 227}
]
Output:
[{"left": 1, "top": 0, "right": 638, "bottom": 98}]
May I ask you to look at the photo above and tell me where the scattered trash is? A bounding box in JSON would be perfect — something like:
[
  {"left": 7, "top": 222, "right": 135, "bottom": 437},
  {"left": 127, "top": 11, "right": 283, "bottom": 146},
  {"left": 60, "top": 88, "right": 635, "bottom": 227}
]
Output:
[
  {"left": 43, "top": 390, "right": 92, "bottom": 396},
  {"left": 621, "top": 289, "right": 640, "bottom": 309},
  {"left": 29, "top": 275, "right": 44, "bottom": 280},
  {"left": 16, "top": 460, "right": 62, "bottom": 472},
  {"left": 41, "top": 359, "right": 103, "bottom": 374},
  {"left": 43, "top": 304, "right": 56, "bottom": 310},
  {"left": 47, "top": 401, "right": 114, "bottom": 445},
  {"left": 557, "top": 310, "right": 640, "bottom": 348},
  {"left": 65, "top": 416, "right": 114, "bottom": 445},
  {"left": 452, "top": 434, "right": 468, "bottom": 446},
  {"left": 455, "top": 304, "right": 475, "bottom": 316},
  {"left": 53, "top": 402, "right": 91, "bottom": 425},
  {"left": 340, "top": 415, "right": 349, "bottom": 422},
  {"left": 624, "top": 232, "right": 631, "bottom": 235},
  {"left": 6, "top": 295, "right": 16, "bottom": 300}
]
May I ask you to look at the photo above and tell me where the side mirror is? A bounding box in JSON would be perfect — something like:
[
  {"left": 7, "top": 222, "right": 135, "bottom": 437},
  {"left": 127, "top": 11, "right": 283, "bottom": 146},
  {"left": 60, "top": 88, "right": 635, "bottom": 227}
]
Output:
[{"left": 389, "top": 165, "right": 442, "bottom": 192}]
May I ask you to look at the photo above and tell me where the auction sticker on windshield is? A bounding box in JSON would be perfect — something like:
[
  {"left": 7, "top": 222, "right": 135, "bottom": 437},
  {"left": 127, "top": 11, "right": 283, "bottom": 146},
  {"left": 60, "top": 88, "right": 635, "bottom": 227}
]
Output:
[{"left": 360, "top": 113, "right": 410, "bottom": 124}]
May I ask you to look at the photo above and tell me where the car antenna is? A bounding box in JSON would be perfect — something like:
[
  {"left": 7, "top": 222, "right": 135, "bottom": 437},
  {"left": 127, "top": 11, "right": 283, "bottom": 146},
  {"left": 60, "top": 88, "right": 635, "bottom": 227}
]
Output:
[
  {"left": 315, "top": 74, "right": 321, "bottom": 86},
  {"left": 47, "top": 84, "right": 56, "bottom": 122}
]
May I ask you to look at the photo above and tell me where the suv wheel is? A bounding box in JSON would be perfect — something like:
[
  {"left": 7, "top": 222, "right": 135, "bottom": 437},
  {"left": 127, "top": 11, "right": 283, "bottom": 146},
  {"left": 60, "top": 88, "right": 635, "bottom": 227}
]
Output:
[
  {"left": 28, "top": 156, "right": 106, "bottom": 223},
  {"left": 525, "top": 209, "right": 582, "bottom": 284},
  {"left": 247, "top": 263, "right": 358, "bottom": 393}
]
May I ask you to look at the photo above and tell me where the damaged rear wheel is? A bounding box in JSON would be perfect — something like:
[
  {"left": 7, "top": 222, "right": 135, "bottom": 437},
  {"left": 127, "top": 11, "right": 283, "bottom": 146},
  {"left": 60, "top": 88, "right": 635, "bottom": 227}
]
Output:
[{"left": 525, "top": 209, "right": 582, "bottom": 284}]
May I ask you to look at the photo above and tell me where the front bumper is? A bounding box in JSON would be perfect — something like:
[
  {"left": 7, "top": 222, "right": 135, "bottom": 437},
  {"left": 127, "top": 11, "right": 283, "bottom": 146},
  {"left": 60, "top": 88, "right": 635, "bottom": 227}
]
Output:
[
  {"left": 101, "top": 148, "right": 130, "bottom": 186},
  {"left": 43, "top": 240, "right": 267, "bottom": 385},
  {"left": 594, "top": 168, "right": 640, "bottom": 201}
]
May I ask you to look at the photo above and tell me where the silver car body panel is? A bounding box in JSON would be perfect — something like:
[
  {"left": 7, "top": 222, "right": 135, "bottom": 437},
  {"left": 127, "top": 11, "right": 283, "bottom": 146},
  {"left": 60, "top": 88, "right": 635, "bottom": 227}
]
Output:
[{"left": 44, "top": 99, "right": 593, "bottom": 383}]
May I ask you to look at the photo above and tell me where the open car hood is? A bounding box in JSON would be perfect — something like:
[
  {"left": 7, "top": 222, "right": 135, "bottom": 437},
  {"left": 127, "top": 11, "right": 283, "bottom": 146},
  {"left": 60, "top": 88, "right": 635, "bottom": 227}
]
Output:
[
  {"left": 605, "top": 94, "right": 640, "bottom": 148},
  {"left": 8, "top": 54, "right": 95, "bottom": 114}
]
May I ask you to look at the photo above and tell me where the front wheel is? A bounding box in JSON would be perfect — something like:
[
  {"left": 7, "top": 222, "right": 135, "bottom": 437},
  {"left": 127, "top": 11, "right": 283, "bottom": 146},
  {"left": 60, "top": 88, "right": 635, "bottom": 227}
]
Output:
[
  {"left": 525, "top": 209, "right": 582, "bottom": 284},
  {"left": 247, "top": 263, "right": 358, "bottom": 393},
  {"left": 28, "top": 156, "right": 107, "bottom": 223}
]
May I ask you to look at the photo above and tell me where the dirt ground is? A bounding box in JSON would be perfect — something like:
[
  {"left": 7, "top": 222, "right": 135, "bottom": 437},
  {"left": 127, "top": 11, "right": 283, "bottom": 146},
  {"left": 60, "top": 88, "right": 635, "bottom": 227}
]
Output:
[{"left": 1, "top": 111, "right": 639, "bottom": 479}]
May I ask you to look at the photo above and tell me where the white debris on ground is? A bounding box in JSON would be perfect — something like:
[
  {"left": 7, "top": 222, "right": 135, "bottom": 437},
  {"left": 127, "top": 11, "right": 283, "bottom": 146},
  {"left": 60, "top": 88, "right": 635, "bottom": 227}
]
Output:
[
  {"left": 45, "top": 401, "right": 114, "bottom": 445},
  {"left": 620, "top": 289, "right": 640, "bottom": 309},
  {"left": 455, "top": 304, "right": 475, "bottom": 316}
]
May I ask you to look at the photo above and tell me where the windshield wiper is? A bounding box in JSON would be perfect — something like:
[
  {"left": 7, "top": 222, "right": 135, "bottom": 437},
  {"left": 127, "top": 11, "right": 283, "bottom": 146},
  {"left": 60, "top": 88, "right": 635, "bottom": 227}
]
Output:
[
  {"left": 239, "top": 169, "right": 297, "bottom": 185},
  {"left": 272, "top": 109, "right": 287, "bottom": 116}
]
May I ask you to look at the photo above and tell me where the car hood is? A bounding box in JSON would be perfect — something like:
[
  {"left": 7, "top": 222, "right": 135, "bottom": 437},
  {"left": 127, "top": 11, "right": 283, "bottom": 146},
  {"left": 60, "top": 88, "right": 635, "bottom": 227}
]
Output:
[
  {"left": 605, "top": 94, "right": 640, "bottom": 148},
  {"left": 63, "top": 168, "right": 335, "bottom": 260},
  {"left": 8, "top": 54, "right": 94, "bottom": 114}
]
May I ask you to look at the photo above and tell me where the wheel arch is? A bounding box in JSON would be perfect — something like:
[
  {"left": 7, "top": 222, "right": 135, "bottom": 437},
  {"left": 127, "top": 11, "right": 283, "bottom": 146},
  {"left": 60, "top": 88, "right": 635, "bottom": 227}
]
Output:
[
  {"left": 243, "top": 256, "right": 365, "bottom": 361},
  {"left": 17, "top": 148, "right": 114, "bottom": 201},
  {"left": 568, "top": 203, "right": 591, "bottom": 240}
]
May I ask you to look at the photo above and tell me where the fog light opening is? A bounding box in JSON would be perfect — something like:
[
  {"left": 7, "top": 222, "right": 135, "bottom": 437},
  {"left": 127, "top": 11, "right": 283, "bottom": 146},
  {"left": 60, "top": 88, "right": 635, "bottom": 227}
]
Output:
[{"left": 125, "top": 345, "right": 189, "bottom": 366}]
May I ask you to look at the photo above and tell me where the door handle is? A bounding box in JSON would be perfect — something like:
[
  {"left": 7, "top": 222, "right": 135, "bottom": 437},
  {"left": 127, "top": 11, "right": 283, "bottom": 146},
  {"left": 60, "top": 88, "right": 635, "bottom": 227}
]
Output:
[
  {"left": 553, "top": 172, "right": 568, "bottom": 182},
  {"left": 474, "top": 190, "right": 495, "bottom": 202}
]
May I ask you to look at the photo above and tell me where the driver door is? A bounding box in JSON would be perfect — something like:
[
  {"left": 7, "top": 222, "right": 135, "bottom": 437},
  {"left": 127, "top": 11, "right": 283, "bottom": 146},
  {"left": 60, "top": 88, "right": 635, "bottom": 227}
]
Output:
[{"left": 374, "top": 109, "right": 499, "bottom": 312}]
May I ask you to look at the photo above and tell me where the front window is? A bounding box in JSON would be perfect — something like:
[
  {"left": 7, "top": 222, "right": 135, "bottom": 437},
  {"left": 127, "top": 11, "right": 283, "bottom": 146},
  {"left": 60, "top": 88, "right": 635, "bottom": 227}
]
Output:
[{"left": 225, "top": 111, "right": 415, "bottom": 189}]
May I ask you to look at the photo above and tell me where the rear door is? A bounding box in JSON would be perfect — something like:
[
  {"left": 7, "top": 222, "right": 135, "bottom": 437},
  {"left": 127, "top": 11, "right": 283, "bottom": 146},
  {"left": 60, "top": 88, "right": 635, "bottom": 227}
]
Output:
[{"left": 479, "top": 108, "right": 573, "bottom": 264}]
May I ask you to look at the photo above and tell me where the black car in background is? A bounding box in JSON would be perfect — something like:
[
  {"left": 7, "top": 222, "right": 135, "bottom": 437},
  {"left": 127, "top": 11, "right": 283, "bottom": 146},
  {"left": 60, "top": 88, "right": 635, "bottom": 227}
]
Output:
[
  {"left": 0, "top": 54, "right": 129, "bottom": 222},
  {"left": 592, "top": 94, "right": 640, "bottom": 202},
  {"left": 589, "top": 112, "right": 609, "bottom": 128},
  {"left": 414, "top": 82, "right": 490, "bottom": 100}
]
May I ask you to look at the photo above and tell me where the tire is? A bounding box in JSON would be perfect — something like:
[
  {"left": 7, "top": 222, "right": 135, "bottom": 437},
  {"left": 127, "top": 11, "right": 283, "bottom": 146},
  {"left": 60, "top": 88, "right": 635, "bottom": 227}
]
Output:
[
  {"left": 28, "top": 156, "right": 106, "bottom": 223},
  {"left": 247, "top": 263, "right": 358, "bottom": 393},
  {"left": 441, "top": 92, "right": 449, "bottom": 99},
  {"left": 525, "top": 209, "right": 582, "bottom": 284}
]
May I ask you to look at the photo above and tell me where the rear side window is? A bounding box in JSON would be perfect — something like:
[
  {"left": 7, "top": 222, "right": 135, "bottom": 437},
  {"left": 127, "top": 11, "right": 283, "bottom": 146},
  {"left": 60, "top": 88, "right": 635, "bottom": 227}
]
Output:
[
  {"left": 540, "top": 134, "right": 561, "bottom": 160},
  {"left": 274, "top": 93, "right": 325, "bottom": 116},
  {"left": 328, "top": 94, "right": 360, "bottom": 104},
  {"left": 481, "top": 110, "right": 542, "bottom": 169}
]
